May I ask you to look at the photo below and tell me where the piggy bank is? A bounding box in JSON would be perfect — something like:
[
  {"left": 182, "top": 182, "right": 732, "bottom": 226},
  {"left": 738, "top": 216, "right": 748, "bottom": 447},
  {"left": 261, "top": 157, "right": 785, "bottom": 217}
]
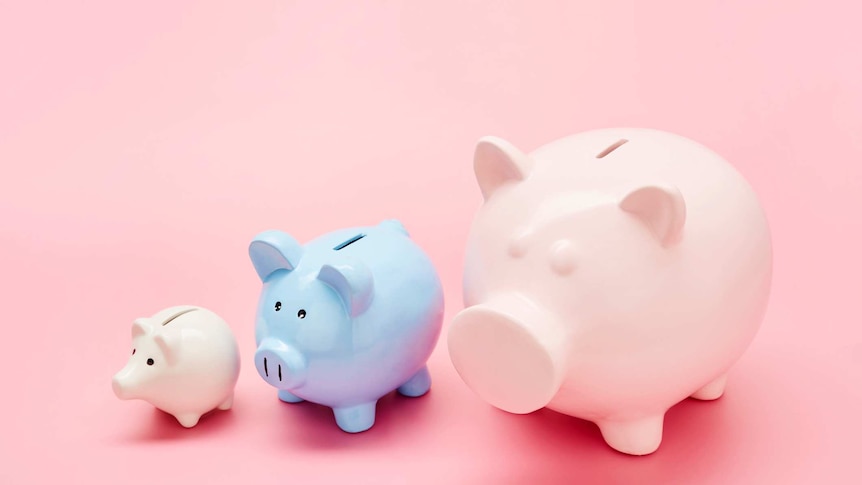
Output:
[
  {"left": 447, "top": 128, "right": 773, "bottom": 455},
  {"left": 112, "top": 305, "right": 241, "bottom": 427},
  {"left": 248, "top": 219, "right": 444, "bottom": 433}
]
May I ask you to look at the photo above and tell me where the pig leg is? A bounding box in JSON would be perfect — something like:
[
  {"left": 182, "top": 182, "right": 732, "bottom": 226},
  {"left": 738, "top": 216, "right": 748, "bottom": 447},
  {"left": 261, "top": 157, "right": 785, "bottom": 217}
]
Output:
[
  {"left": 597, "top": 415, "right": 664, "bottom": 456},
  {"left": 277, "top": 390, "right": 305, "bottom": 403},
  {"left": 397, "top": 366, "right": 431, "bottom": 397},
  {"left": 217, "top": 393, "right": 234, "bottom": 410},
  {"left": 175, "top": 413, "right": 201, "bottom": 428},
  {"left": 333, "top": 401, "right": 377, "bottom": 433},
  {"left": 690, "top": 374, "right": 728, "bottom": 400}
]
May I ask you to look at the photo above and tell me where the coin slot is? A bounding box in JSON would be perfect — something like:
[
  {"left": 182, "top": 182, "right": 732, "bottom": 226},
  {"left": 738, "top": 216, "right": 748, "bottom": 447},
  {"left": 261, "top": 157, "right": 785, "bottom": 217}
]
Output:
[
  {"left": 334, "top": 234, "right": 365, "bottom": 250},
  {"left": 161, "top": 308, "right": 198, "bottom": 326},
  {"left": 596, "top": 139, "right": 629, "bottom": 158}
]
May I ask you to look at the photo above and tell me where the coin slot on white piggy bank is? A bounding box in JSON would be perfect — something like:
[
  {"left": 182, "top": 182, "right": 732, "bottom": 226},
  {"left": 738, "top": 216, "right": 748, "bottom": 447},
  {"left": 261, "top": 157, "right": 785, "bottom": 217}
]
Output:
[{"left": 112, "top": 305, "right": 241, "bottom": 428}]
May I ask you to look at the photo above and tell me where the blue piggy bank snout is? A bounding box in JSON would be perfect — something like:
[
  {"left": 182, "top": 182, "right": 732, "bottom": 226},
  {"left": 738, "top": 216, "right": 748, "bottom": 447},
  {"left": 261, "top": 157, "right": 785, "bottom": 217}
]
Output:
[{"left": 254, "top": 339, "right": 308, "bottom": 390}]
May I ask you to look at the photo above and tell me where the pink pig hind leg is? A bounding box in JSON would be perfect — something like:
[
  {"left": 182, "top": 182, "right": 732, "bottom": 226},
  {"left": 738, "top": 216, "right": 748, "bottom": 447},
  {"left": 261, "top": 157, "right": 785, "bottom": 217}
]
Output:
[
  {"left": 690, "top": 374, "right": 728, "bottom": 401},
  {"left": 597, "top": 415, "right": 665, "bottom": 456},
  {"left": 175, "top": 413, "right": 201, "bottom": 428}
]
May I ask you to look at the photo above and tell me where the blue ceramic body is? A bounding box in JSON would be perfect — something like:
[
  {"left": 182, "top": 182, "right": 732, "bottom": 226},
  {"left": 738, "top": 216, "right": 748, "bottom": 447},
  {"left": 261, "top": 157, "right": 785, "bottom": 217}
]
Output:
[{"left": 248, "top": 219, "right": 444, "bottom": 432}]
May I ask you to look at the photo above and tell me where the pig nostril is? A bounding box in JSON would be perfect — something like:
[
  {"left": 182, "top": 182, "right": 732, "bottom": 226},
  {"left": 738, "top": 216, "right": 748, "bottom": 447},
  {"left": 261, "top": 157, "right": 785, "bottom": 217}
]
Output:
[
  {"left": 278, "top": 364, "right": 282, "bottom": 382},
  {"left": 264, "top": 357, "right": 268, "bottom": 377}
]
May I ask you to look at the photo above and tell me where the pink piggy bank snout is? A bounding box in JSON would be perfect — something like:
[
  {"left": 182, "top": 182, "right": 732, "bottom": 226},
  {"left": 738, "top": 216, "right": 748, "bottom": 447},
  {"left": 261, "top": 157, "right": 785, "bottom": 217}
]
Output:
[{"left": 448, "top": 298, "right": 568, "bottom": 415}]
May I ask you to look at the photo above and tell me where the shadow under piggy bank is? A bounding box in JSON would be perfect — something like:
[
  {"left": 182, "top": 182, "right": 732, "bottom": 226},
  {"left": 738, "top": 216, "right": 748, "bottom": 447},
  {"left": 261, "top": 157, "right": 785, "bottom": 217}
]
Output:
[
  {"left": 270, "top": 389, "right": 436, "bottom": 451},
  {"left": 116, "top": 406, "right": 237, "bottom": 442}
]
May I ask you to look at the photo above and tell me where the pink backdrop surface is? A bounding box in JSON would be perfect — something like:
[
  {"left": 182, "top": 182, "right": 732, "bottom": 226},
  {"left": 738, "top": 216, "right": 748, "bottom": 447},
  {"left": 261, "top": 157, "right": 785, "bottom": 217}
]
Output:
[{"left": 1, "top": 1, "right": 860, "bottom": 483}]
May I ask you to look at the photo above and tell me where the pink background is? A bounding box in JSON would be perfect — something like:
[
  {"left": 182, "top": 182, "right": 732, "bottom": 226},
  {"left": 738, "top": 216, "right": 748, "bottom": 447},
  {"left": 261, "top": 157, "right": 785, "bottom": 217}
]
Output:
[{"left": 1, "top": 1, "right": 860, "bottom": 483}]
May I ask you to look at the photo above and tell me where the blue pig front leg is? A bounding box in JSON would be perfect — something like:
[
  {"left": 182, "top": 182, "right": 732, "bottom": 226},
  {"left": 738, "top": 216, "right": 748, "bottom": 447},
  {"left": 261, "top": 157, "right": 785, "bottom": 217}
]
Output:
[
  {"left": 277, "top": 390, "right": 304, "bottom": 403},
  {"left": 397, "top": 365, "right": 431, "bottom": 397},
  {"left": 333, "top": 401, "right": 377, "bottom": 433}
]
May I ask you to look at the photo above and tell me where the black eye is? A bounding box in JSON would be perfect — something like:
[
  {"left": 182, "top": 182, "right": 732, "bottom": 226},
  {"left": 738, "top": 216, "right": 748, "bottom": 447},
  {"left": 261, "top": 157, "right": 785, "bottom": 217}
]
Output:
[
  {"left": 297, "top": 309, "right": 306, "bottom": 319},
  {"left": 132, "top": 349, "right": 136, "bottom": 355},
  {"left": 147, "top": 358, "right": 154, "bottom": 366},
  {"left": 274, "top": 301, "right": 282, "bottom": 311}
]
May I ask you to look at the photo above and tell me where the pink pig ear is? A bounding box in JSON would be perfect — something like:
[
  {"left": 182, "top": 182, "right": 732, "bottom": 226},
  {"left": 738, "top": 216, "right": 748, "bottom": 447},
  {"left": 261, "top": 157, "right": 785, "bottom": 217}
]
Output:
[
  {"left": 474, "top": 136, "right": 533, "bottom": 200},
  {"left": 619, "top": 185, "right": 687, "bottom": 247},
  {"left": 131, "top": 319, "right": 152, "bottom": 338},
  {"left": 154, "top": 334, "right": 180, "bottom": 366}
]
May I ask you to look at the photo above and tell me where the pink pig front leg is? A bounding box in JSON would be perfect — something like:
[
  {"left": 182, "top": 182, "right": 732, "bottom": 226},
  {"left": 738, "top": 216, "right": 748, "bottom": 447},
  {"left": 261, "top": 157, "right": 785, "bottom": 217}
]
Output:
[
  {"left": 597, "top": 415, "right": 666, "bottom": 456},
  {"left": 448, "top": 295, "right": 569, "bottom": 415}
]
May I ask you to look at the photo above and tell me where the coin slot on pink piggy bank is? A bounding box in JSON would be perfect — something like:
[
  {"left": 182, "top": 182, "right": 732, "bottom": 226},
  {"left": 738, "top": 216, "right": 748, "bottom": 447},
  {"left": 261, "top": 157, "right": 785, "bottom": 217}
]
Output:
[
  {"left": 448, "top": 128, "right": 773, "bottom": 455},
  {"left": 112, "top": 306, "right": 241, "bottom": 428}
]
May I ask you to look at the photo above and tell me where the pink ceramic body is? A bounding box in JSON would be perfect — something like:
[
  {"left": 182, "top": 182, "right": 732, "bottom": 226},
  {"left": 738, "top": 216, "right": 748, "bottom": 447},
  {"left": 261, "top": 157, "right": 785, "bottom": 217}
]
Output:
[{"left": 448, "top": 128, "right": 773, "bottom": 455}]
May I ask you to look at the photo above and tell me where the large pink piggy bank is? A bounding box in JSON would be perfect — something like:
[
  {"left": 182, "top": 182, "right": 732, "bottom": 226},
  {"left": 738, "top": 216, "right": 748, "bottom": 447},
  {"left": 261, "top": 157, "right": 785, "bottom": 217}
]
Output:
[{"left": 448, "top": 128, "right": 772, "bottom": 455}]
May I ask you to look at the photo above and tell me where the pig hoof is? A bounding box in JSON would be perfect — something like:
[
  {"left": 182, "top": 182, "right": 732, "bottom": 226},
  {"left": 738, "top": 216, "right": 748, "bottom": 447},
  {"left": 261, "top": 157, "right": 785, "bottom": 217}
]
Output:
[
  {"left": 217, "top": 393, "right": 234, "bottom": 410},
  {"left": 598, "top": 416, "right": 664, "bottom": 455},
  {"left": 277, "top": 390, "right": 304, "bottom": 403},
  {"left": 333, "top": 402, "right": 377, "bottom": 433},
  {"left": 690, "top": 374, "right": 728, "bottom": 400},
  {"left": 448, "top": 306, "right": 563, "bottom": 414},
  {"left": 397, "top": 366, "right": 431, "bottom": 397},
  {"left": 176, "top": 413, "right": 201, "bottom": 428}
]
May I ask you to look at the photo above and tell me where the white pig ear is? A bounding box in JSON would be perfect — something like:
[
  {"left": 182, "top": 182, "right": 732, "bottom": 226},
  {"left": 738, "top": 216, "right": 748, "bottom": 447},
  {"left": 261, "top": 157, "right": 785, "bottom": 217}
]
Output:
[
  {"left": 474, "top": 136, "right": 532, "bottom": 200},
  {"left": 317, "top": 261, "right": 374, "bottom": 317},
  {"left": 249, "top": 230, "right": 304, "bottom": 281},
  {"left": 132, "top": 319, "right": 152, "bottom": 338},
  {"left": 619, "top": 185, "right": 687, "bottom": 246},
  {"left": 154, "top": 334, "right": 180, "bottom": 366}
]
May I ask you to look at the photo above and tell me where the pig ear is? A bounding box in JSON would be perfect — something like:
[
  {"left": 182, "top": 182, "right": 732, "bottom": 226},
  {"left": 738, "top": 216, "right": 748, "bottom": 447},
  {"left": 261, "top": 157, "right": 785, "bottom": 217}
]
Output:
[
  {"left": 378, "top": 219, "right": 409, "bottom": 236},
  {"left": 154, "top": 334, "right": 180, "bottom": 366},
  {"left": 317, "top": 262, "right": 374, "bottom": 317},
  {"left": 132, "top": 319, "right": 152, "bottom": 338},
  {"left": 474, "top": 136, "right": 532, "bottom": 200},
  {"left": 619, "top": 185, "right": 686, "bottom": 246},
  {"left": 249, "top": 230, "right": 304, "bottom": 281}
]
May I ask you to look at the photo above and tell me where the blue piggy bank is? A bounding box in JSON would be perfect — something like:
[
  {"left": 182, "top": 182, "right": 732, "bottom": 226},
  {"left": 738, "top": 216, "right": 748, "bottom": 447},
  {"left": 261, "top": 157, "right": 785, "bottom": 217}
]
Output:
[{"left": 248, "top": 220, "right": 444, "bottom": 433}]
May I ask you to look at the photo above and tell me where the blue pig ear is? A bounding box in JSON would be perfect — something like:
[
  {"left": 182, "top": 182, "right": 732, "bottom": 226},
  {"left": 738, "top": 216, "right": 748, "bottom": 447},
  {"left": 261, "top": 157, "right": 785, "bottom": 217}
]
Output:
[
  {"left": 317, "top": 262, "right": 374, "bottom": 317},
  {"left": 249, "top": 230, "right": 304, "bottom": 281},
  {"left": 378, "top": 219, "right": 409, "bottom": 236}
]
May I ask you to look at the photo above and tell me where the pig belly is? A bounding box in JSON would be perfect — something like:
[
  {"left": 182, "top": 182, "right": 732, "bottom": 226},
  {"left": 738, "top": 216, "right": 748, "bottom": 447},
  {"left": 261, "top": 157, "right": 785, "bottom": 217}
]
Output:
[{"left": 546, "top": 243, "right": 772, "bottom": 422}]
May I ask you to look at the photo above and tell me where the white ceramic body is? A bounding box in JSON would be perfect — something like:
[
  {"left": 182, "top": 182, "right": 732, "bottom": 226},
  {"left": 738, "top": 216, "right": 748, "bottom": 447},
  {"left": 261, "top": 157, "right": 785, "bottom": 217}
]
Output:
[
  {"left": 448, "top": 128, "right": 773, "bottom": 455},
  {"left": 112, "top": 305, "right": 241, "bottom": 427}
]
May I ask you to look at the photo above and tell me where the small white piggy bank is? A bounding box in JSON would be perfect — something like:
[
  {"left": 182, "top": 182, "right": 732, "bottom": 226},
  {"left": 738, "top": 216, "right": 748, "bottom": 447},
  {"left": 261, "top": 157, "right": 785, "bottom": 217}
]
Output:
[{"left": 112, "top": 305, "right": 241, "bottom": 427}]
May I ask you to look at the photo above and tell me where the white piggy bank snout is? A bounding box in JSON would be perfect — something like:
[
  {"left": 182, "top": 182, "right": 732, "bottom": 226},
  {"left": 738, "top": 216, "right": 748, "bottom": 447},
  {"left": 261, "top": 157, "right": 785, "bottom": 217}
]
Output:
[{"left": 112, "top": 305, "right": 241, "bottom": 428}]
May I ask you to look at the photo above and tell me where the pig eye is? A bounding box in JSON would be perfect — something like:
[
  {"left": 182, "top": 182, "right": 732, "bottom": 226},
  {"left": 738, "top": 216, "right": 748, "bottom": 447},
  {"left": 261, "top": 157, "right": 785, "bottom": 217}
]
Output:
[
  {"left": 274, "top": 301, "right": 282, "bottom": 311},
  {"left": 297, "top": 309, "right": 307, "bottom": 319},
  {"left": 147, "top": 358, "right": 154, "bottom": 366},
  {"left": 132, "top": 349, "right": 136, "bottom": 355}
]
